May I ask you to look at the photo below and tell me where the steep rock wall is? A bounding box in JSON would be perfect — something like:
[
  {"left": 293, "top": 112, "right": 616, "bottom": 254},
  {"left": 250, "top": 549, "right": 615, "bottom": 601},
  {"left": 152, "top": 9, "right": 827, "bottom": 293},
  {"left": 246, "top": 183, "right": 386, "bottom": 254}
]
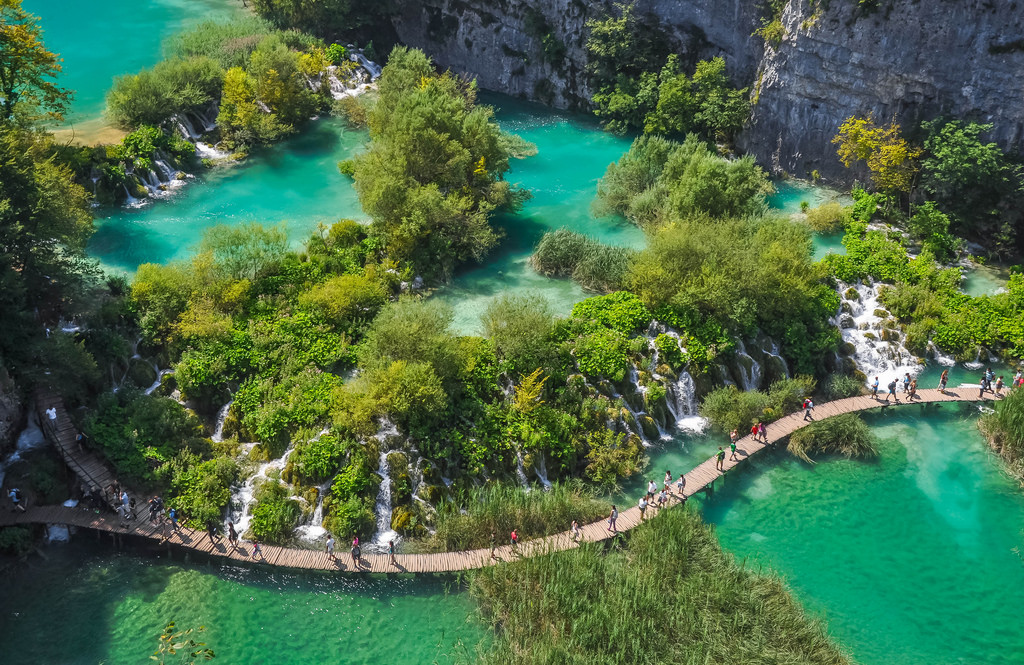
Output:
[
  {"left": 745, "top": 0, "right": 1024, "bottom": 180},
  {"left": 388, "top": 0, "right": 1024, "bottom": 177},
  {"left": 390, "top": 0, "right": 762, "bottom": 109}
]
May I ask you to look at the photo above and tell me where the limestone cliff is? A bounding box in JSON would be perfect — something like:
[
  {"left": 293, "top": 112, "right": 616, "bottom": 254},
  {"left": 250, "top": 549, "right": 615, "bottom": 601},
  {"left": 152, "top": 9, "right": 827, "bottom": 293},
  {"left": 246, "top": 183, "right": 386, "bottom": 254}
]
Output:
[
  {"left": 387, "top": 0, "right": 1024, "bottom": 178},
  {"left": 746, "top": 0, "right": 1024, "bottom": 179}
]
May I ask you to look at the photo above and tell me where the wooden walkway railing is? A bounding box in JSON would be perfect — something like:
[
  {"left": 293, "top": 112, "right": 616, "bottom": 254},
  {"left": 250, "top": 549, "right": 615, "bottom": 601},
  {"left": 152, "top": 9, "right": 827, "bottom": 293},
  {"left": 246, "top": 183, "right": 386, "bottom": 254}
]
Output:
[{"left": 4, "top": 387, "right": 991, "bottom": 573}]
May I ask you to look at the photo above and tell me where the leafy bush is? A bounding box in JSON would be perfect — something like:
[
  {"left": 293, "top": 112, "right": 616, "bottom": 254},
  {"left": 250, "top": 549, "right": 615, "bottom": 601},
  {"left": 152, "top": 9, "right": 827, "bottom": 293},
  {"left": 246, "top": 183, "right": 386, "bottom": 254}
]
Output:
[
  {"left": 325, "top": 43, "right": 348, "bottom": 65},
  {"left": 570, "top": 291, "right": 651, "bottom": 335},
  {"left": 482, "top": 293, "right": 556, "bottom": 374},
  {"left": 654, "top": 333, "right": 684, "bottom": 369},
  {"left": 0, "top": 527, "right": 34, "bottom": 555},
  {"left": 248, "top": 481, "right": 302, "bottom": 542},
  {"left": 804, "top": 202, "right": 851, "bottom": 233},
  {"left": 822, "top": 374, "right": 863, "bottom": 401},
  {"left": 107, "top": 57, "right": 223, "bottom": 129},
  {"left": 574, "top": 328, "right": 629, "bottom": 381},
  {"left": 788, "top": 413, "right": 878, "bottom": 463},
  {"left": 161, "top": 452, "right": 239, "bottom": 527},
  {"left": 699, "top": 377, "right": 815, "bottom": 432}
]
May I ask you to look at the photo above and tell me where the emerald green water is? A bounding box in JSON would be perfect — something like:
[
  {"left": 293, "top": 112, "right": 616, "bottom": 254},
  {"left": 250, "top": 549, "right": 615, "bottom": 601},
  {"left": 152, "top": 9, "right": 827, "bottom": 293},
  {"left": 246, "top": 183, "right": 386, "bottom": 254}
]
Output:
[
  {"left": 639, "top": 404, "right": 1024, "bottom": 665},
  {"left": 24, "top": 0, "right": 240, "bottom": 128},
  {"left": 769, "top": 180, "right": 850, "bottom": 260},
  {"left": 0, "top": 543, "right": 483, "bottom": 664}
]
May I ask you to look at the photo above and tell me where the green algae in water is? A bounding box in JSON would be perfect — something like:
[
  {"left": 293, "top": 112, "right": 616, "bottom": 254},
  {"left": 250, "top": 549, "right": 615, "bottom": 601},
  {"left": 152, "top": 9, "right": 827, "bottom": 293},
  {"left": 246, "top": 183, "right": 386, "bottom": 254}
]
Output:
[
  {"left": 647, "top": 405, "right": 1024, "bottom": 665},
  {"left": 0, "top": 544, "right": 485, "bottom": 665}
]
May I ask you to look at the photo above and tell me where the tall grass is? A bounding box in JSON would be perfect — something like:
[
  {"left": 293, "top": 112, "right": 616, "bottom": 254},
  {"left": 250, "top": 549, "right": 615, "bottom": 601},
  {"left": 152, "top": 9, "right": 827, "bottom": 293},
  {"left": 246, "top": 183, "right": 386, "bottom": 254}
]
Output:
[
  {"left": 788, "top": 413, "right": 878, "bottom": 463},
  {"left": 423, "top": 480, "right": 607, "bottom": 552},
  {"left": 531, "top": 229, "right": 634, "bottom": 292},
  {"left": 804, "top": 202, "right": 852, "bottom": 233},
  {"left": 469, "top": 507, "right": 850, "bottom": 665},
  {"left": 979, "top": 387, "right": 1024, "bottom": 485}
]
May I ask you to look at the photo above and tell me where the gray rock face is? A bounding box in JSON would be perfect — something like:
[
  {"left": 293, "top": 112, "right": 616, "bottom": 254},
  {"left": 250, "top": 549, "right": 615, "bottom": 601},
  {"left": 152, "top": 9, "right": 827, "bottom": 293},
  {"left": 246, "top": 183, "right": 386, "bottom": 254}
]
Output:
[
  {"left": 388, "top": 0, "right": 1024, "bottom": 177},
  {"left": 390, "top": 0, "right": 762, "bottom": 109},
  {"left": 745, "top": 0, "right": 1024, "bottom": 180}
]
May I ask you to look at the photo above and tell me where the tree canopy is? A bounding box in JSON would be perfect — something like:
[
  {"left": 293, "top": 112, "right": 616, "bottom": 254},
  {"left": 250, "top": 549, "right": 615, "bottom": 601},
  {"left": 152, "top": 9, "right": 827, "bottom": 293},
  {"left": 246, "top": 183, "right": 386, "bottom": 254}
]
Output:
[{"left": 0, "top": 0, "right": 70, "bottom": 123}]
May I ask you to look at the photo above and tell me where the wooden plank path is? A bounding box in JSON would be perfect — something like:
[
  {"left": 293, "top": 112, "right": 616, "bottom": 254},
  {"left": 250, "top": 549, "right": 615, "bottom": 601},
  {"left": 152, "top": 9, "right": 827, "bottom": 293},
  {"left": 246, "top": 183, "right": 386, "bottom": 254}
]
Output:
[{"left": 5, "top": 387, "right": 993, "bottom": 573}]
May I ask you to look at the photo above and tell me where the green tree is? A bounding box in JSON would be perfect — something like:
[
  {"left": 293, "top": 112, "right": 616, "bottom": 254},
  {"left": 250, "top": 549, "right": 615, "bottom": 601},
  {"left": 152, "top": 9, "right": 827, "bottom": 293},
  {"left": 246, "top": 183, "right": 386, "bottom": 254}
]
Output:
[
  {"left": 481, "top": 293, "right": 556, "bottom": 373},
  {"left": 0, "top": 0, "right": 70, "bottom": 123},
  {"left": 106, "top": 57, "right": 223, "bottom": 129},
  {"left": 833, "top": 115, "right": 922, "bottom": 194},
  {"left": 349, "top": 47, "right": 530, "bottom": 280}
]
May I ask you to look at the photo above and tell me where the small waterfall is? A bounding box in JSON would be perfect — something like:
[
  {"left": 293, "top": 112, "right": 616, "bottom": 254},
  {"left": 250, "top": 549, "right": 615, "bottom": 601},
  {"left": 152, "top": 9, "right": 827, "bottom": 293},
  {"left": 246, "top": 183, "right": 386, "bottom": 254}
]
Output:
[
  {"left": 764, "top": 339, "right": 790, "bottom": 378},
  {"left": 733, "top": 340, "right": 762, "bottom": 391},
  {"left": 0, "top": 408, "right": 48, "bottom": 488},
  {"left": 144, "top": 369, "right": 173, "bottom": 395},
  {"left": 350, "top": 51, "right": 382, "bottom": 79},
  {"left": 533, "top": 453, "right": 552, "bottom": 490},
  {"left": 46, "top": 499, "right": 79, "bottom": 543},
  {"left": 834, "top": 280, "right": 922, "bottom": 386},
  {"left": 173, "top": 115, "right": 201, "bottom": 141},
  {"left": 229, "top": 441, "right": 295, "bottom": 536},
  {"left": 294, "top": 478, "right": 331, "bottom": 543},
  {"left": 671, "top": 371, "right": 707, "bottom": 433},
  {"left": 514, "top": 451, "right": 532, "bottom": 490},
  {"left": 121, "top": 184, "right": 141, "bottom": 207},
  {"left": 368, "top": 420, "right": 400, "bottom": 551},
  {"left": 211, "top": 400, "right": 232, "bottom": 443},
  {"left": 195, "top": 142, "right": 229, "bottom": 160}
]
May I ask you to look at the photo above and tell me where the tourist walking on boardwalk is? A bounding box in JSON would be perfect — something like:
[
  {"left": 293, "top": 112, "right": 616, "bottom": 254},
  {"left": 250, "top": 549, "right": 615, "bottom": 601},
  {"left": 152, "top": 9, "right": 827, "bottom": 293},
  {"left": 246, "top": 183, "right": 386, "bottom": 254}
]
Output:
[
  {"left": 730, "top": 437, "right": 738, "bottom": 460},
  {"left": 939, "top": 369, "right": 949, "bottom": 394},
  {"left": 168, "top": 507, "right": 180, "bottom": 531},
  {"left": 730, "top": 428, "right": 739, "bottom": 448},
  {"left": 571, "top": 519, "right": 582, "bottom": 541},
  {"left": 117, "top": 502, "right": 130, "bottom": 528},
  {"left": 758, "top": 421, "right": 767, "bottom": 442},
  {"left": 8, "top": 487, "right": 25, "bottom": 513},
  {"left": 638, "top": 495, "right": 648, "bottom": 520},
  {"left": 885, "top": 379, "right": 899, "bottom": 403},
  {"left": 750, "top": 423, "right": 758, "bottom": 440},
  {"left": 148, "top": 496, "right": 163, "bottom": 524},
  {"left": 903, "top": 373, "right": 911, "bottom": 393},
  {"left": 490, "top": 531, "right": 497, "bottom": 558},
  {"left": 206, "top": 521, "right": 218, "bottom": 545},
  {"left": 607, "top": 505, "right": 618, "bottom": 532},
  {"left": 388, "top": 540, "right": 396, "bottom": 566},
  {"left": 979, "top": 379, "right": 986, "bottom": 399},
  {"left": 803, "top": 397, "right": 815, "bottom": 420},
  {"left": 351, "top": 536, "right": 361, "bottom": 566},
  {"left": 996, "top": 376, "right": 1005, "bottom": 396},
  {"left": 675, "top": 474, "right": 685, "bottom": 498},
  {"left": 646, "top": 479, "right": 657, "bottom": 502},
  {"left": 909, "top": 378, "right": 917, "bottom": 400},
  {"left": 227, "top": 522, "right": 238, "bottom": 549},
  {"left": 120, "top": 490, "right": 131, "bottom": 519},
  {"left": 715, "top": 446, "right": 725, "bottom": 471},
  {"left": 252, "top": 539, "right": 262, "bottom": 559},
  {"left": 326, "top": 534, "right": 335, "bottom": 560},
  {"left": 663, "top": 470, "right": 672, "bottom": 488},
  {"left": 657, "top": 488, "right": 668, "bottom": 511},
  {"left": 872, "top": 376, "right": 880, "bottom": 399},
  {"left": 510, "top": 529, "right": 519, "bottom": 553}
]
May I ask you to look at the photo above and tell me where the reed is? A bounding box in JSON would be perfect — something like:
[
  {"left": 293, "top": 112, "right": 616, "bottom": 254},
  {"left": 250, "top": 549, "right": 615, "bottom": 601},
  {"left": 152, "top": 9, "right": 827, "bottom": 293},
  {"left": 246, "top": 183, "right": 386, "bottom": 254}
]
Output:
[
  {"left": 422, "top": 480, "right": 607, "bottom": 552},
  {"left": 469, "top": 507, "right": 850, "bottom": 665},
  {"left": 979, "top": 387, "right": 1024, "bottom": 485},
  {"left": 787, "top": 413, "right": 878, "bottom": 463},
  {"left": 531, "top": 229, "right": 634, "bottom": 292}
]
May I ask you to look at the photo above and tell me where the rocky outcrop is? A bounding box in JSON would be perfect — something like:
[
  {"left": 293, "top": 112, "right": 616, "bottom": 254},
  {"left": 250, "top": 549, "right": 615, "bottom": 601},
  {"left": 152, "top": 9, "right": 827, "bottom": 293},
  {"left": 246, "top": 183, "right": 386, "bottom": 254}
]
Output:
[
  {"left": 745, "top": 0, "right": 1024, "bottom": 180},
  {"left": 387, "top": 0, "right": 1024, "bottom": 179},
  {"left": 389, "top": 0, "right": 762, "bottom": 109}
]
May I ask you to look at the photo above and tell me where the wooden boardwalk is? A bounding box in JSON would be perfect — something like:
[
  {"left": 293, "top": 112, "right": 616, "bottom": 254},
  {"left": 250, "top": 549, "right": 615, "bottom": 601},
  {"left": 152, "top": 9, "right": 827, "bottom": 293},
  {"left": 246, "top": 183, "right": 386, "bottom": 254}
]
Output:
[{"left": 3, "top": 387, "right": 992, "bottom": 573}]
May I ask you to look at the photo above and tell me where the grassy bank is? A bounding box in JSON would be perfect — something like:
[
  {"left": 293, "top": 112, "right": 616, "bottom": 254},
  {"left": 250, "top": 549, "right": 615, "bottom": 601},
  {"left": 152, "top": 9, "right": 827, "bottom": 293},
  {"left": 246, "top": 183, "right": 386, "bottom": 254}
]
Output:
[
  {"left": 469, "top": 507, "right": 849, "bottom": 664},
  {"left": 421, "top": 481, "right": 607, "bottom": 553},
  {"left": 788, "top": 413, "right": 879, "bottom": 464},
  {"left": 979, "top": 388, "right": 1024, "bottom": 487}
]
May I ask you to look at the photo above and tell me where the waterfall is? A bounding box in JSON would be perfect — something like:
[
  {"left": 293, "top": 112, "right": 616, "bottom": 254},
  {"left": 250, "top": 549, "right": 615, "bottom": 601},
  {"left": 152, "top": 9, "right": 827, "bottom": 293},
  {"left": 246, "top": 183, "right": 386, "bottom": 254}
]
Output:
[
  {"left": 764, "top": 339, "right": 790, "bottom": 377},
  {"left": 533, "top": 453, "right": 552, "bottom": 490},
  {"left": 294, "top": 478, "right": 331, "bottom": 543},
  {"left": 834, "top": 280, "right": 923, "bottom": 386},
  {"left": 368, "top": 420, "right": 400, "bottom": 551},
  {"left": 211, "top": 401, "right": 232, "bottom": 443},
  {"left": 514, "top": 451, "right": 532, "bottom": 490},
  {"left": 671, "top": 371, "right": 707, "bottom": 434},
  {"left": 350, "top": 51, "right": 382, "bottom": 79},
  {"left": 121, "top": 184, "right": 141, "bottom": 207},
  {"left": 195, "top": 142, "right": 229, "bottom": 160},
  {"left": 46, "top": 499, "right": 79, "bottom": 543},
  {"left": 144, "top": 369, "right": 173, "bottom": 395},
  {"left": 733, "top": 340, "right": 762, "bottom": 391},
  {"left": 0, "top": 407, "right": 48, "bottom": 488},
  {"left": 229, "top": 440, "right": 296, "bottom": 536}
]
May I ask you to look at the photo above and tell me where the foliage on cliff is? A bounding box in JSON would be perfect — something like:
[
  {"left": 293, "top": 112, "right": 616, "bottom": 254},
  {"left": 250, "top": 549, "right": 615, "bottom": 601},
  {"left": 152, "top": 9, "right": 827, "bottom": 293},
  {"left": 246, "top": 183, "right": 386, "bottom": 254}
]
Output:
[
  {"left": 347, "top": 47, "right": 531, "bottom": 281},
  {"left": 585, "top": 4, "right": 749, "bottom": 141}
]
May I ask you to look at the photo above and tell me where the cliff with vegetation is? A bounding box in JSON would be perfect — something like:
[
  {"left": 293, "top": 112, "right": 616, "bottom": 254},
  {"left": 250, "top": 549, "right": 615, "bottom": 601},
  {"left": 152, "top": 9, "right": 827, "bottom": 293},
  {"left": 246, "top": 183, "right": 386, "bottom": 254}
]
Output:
[{"left": 387, "top": 0, "right": 1024, "bottom": 179}]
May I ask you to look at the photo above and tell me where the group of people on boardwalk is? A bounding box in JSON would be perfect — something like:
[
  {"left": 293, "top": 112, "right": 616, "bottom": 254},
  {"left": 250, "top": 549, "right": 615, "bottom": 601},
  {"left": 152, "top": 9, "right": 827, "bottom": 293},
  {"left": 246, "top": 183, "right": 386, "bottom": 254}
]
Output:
[
  {"left": 872, "top": 373, "right": 919, "bottom": 403},
  {"left": 324, "top": 534, "right": 397, "bottom": 567}
]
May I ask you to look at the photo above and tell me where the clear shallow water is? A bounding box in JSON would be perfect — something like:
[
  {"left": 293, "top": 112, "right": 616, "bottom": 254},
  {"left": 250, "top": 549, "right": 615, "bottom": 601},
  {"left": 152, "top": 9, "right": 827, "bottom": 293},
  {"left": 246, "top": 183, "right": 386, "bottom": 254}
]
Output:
[
  {"left": 89, "top": 118, "right": 368, "bottom": 272},
  {"left": 25, "top": 0, "right": 240, "bottom": 131},
  {"left": 639, "top": 403, "right": 1024, "bottom": 665},
  {"left": 0, "top": 543, "right": 483, "bottom": 665},
  {"left": 962, "top": 264, "right": 1010, "bottom": 297},
  {"left": 769, "top": 180, "right": 851, "bottom": 260}
]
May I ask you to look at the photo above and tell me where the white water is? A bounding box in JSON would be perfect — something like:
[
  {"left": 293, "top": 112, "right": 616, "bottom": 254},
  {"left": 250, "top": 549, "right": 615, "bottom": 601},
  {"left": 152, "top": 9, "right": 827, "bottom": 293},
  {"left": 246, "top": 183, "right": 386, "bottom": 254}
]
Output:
[
  {"left": 294, "top": 479, "right": 331, "bottom": 543},
  {"left": 368, "top": 420, "right": 400, "bottom": 551},
  {"left": 834, "top": 280, "right": 923, "bottom": 385},
  {"left": 210, "top": 401, "right": 232, "bottom": 443},
  {"left": 0, "top": 409, "right": 48, "bottom": 488},
  {"left": 195, "top": 142, "right": 230, "bottom": 160},
  {"left": 733, "top": 340, "right": 762, "bottom": 392},
  {"left": 645, "top": 325, "right": 708, "bottom": 434},
  {"left": 46, "top": 499, "right": 79, "bottom": 543},
  {"left": 228, "top": 442, "right": 294, "bottom": 536}
]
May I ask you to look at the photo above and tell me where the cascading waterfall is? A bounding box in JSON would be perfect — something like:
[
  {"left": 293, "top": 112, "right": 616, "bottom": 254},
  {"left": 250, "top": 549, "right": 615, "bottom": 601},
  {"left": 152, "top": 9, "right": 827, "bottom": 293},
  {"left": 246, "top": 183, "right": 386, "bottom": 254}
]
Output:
[
  {"left": 294, "top": 477, "right": 332, "bottom": 543},
  {"left": 533, "top": 453, "right": 552, "bottom": 490},
  {"left": 228, "top": 441, "right": 296, "bottom": 536},
  {"left": 834, "top": 280, "right": 923, "bottom": 385},
  {"left": 644, "top": 323, "right": 708, "bottom": 434},
  {"left": 368, "top": 420, "right": 400, "bottom": 551},
  {"left": 733, "top": 340, "right": 762, "bottom": 392},
  {"left": 514, "top": 451, "right": 532, "bottom": 490},
  {"left": 0, "top": 407, "right": 47, "bottom": 488},
  {"left": 211, "top": 401, "right": 233, "bottom": 443}
]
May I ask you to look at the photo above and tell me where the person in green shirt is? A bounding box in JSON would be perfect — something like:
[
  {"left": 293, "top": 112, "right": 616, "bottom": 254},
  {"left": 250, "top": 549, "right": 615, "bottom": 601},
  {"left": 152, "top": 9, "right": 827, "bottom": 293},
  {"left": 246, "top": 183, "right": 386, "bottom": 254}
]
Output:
[
  {"left": 715, "top": 447, "right": 725, "bottom": 471},
  {"left": 729, "top": 439, "right": 737, "bottom": 461}
]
